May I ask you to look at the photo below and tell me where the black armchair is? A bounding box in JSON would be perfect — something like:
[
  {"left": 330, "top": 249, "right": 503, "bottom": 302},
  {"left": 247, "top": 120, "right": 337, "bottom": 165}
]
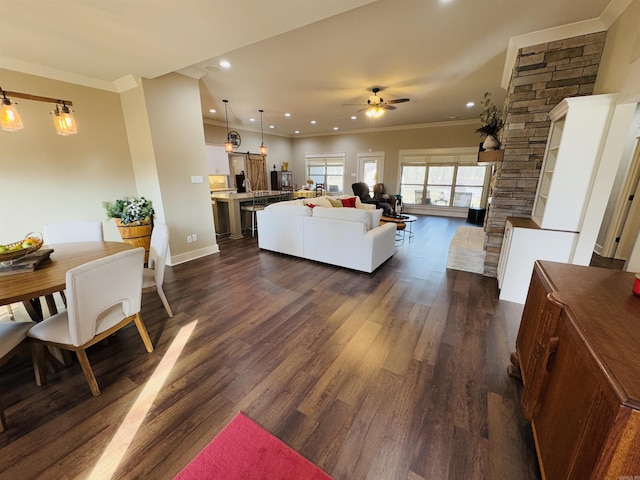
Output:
[{"left": 352, "top": 182, "right": 392, "bottom": 215}]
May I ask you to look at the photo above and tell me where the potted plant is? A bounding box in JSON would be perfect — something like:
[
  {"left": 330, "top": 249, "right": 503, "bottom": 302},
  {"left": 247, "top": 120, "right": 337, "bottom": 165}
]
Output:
[
  {"left": 103, "top": 196, "right": 155, "bottom": 263},
  {"left": 475, "top": 92, "right": 504, "bottom": 151}
]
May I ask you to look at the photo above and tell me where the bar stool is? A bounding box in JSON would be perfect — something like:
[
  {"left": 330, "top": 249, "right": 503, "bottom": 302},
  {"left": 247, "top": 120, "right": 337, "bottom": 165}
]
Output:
[{"left": 241, "top": 191, "right": 270, "bottom": 237}]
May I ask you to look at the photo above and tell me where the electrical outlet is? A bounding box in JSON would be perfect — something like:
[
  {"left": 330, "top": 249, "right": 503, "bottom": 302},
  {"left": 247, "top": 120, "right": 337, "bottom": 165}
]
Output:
[
  {"left": 187, "top": 235, "right": 193, "bottom": 243},
  {"left": 192, "top": 233, "right": 197, "bottom": 242}
]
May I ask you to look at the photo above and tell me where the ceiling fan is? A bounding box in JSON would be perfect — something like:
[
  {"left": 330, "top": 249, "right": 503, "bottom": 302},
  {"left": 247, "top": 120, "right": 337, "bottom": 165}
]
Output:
[{"left": 348, "top": 87, "right": 410, "bottom": 118}]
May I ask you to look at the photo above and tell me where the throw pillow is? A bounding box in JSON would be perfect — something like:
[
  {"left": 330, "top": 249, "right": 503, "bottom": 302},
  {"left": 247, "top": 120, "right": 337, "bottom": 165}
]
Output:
[
  {"left": 340, "top": 197, "right": 357, "bottom": 208},
  {"left": 327, "top": 197, "right": 343, "bottom": 208}
]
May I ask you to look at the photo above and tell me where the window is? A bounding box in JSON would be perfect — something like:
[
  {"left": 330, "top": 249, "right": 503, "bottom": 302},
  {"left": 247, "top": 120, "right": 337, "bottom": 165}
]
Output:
[
  {"left": 306, "top": 154, "right": 345, "bottom": 194},
  {"left": 399, "top": 150, "right": 489, "bottom": 208}
]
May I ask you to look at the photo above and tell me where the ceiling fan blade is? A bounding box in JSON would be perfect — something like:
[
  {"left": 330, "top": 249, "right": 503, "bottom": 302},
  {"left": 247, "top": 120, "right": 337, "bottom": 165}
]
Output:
[
  {"left": 386, "top": 98, "right": 410, "bottom": 104},
  {"left": 382, "top": 104, "right": 397, "bottom": 110}
]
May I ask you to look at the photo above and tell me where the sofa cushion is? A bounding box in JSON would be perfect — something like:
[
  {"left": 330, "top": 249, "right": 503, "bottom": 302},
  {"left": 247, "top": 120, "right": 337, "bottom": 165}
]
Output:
[
  {"left": 303, "top": 196, "right": 332, "bottom": 209},
  {"left": 263, "top": 203, "right": 312, "bottom": 216},
  {"left": 326, "top": 197, "right": 343, "bottom": 208},
  {"left": 340, "top": 197, "right": 357, "bottom": 208},
  {"left": 312, "top": 206, "right": 371, "bottom": 229}
]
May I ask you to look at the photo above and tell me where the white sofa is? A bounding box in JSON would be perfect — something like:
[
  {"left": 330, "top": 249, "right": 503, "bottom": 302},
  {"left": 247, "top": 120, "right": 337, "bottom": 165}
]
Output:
[{"left": 256, "top": 196, "right": 397, "bottom": 273}]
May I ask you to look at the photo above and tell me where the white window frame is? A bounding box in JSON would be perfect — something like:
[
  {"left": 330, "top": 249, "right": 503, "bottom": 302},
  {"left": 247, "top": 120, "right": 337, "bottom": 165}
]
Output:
[
  {"left": 305, "top": 153, "right": 346, "bottom": 194},
  {"left": 398, "top": 147, "right": 491, "bottom": 217}
]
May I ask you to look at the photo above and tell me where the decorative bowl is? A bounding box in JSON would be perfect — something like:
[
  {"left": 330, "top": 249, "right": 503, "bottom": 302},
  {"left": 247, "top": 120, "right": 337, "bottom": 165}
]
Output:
[{"left": 0, "top": 232, "right": 44, "bottom": 266}]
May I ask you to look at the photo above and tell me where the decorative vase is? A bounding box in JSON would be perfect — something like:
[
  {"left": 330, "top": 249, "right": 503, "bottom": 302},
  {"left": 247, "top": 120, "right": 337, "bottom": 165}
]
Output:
[
  {"left": 115, "top": 217, "right": 153, "bottom": 264},
  {"left": 482, "top": 135, "right": 500, "bottom": 151}
]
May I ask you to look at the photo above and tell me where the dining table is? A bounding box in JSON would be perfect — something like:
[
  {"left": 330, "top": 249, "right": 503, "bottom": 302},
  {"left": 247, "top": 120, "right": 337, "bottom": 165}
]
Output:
[{"left": 0, "top": 241, "right": 133, "bottom": 321}]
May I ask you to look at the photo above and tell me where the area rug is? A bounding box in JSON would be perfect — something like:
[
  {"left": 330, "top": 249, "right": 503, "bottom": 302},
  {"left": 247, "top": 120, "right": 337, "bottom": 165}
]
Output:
[{"left": 174, "top": 412, "right": 333, "bottom": 479}]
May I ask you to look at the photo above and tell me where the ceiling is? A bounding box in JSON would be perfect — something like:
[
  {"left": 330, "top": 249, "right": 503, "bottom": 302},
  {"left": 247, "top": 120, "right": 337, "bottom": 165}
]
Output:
[{"left": 0, "top": 0, "right": 617, "bottom": 137}]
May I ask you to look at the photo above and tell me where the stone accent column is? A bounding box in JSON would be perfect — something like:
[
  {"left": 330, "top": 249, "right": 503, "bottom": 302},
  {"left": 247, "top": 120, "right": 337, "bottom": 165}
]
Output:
[{"left": 483, "top": 32, "right": 606, "bottom": 278}]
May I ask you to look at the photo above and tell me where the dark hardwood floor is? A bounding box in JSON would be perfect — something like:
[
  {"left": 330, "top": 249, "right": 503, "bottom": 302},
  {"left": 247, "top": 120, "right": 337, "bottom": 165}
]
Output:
[{"left": 0, "top": 215, "right": 541, "bottom": 479}]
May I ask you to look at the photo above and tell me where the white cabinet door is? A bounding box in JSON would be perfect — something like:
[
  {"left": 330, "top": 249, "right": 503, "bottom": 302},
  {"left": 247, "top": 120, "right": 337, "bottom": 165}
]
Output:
[{"left": 206, "top": 145, "right": 230, "bottom": 175}]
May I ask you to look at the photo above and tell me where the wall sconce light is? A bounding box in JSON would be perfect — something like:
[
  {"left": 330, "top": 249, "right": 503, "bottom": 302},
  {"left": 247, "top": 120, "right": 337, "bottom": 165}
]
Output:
[
  {"left": 0, "top": 87, "right": 77, "bottom": 135},
  {"left": 259, "top": 109, "right": 267, "bottom": 156},
  {"left": 223, "top": 99, "right": 234, "bottom": 153}
]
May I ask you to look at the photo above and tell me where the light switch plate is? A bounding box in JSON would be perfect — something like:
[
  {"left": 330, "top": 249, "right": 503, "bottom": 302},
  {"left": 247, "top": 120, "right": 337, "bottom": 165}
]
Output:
[{"left": 191, "top": 175, "right": 204, "bottom": 184}]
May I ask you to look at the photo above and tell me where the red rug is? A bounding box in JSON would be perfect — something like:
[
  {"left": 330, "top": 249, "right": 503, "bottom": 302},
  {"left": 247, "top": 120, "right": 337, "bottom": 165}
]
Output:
[{"left": 174, "top": 412, "right": 332, "bottom": 479}]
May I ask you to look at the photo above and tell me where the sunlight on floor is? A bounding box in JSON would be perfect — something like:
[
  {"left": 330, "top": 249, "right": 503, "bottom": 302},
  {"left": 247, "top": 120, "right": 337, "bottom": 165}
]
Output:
[{"left": 88, "top": 320, "right": 198, "bottom": 480}]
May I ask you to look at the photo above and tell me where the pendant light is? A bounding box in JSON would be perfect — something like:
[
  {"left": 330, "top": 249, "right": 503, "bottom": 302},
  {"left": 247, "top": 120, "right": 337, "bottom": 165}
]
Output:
[
  {"left": 1, "top": 91, "right": 24, "bottom": 131},
  {"left": 259, "top": 109, "right": 267, "bottom": 156},
  {"left": 223, "top": 99, "right": 233, "bottom": 153},
  {"left": 52, "top": 102, "right": 78, "bottom": 136}
]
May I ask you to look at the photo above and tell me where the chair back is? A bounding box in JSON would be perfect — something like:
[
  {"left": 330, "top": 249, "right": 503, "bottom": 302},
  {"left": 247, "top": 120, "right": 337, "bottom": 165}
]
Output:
[
  {"left": 315, "top": 183, "right": 325, "bottom": 197},
  {"left": 66, "top": 248, "right": 144, "bottom": 346},
  {"left": 44, "top": 221, "right": 104, "bottom": 244},
  {"left": 252, "top": 191, "right": 270, "bottom": 209},
  {"left": 352, "top": 182, "right": 371, "bottom": 201},
  {"left": 148, "top": 222, "right": 170, "bottom": 287}
]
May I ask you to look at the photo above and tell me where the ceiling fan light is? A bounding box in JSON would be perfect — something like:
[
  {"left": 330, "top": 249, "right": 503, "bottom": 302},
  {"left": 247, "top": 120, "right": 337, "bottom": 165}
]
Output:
[{"left": 366, "top": 106, "right": 384, "bottom": 118}]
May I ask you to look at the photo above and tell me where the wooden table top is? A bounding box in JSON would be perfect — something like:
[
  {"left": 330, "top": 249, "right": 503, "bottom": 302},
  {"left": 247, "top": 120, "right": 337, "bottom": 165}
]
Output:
[{"left": 0, "top": 241, "right": 133, "bottom": 306}]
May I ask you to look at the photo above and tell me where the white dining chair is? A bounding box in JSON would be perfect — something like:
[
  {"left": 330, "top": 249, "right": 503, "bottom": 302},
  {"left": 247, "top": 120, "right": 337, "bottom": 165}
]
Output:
[
  {"left": 42, "top": 220, "right": 104, "bottom": 314},
  {"left": 43, "top": 220, "right": 104, "bottom": 244},
  {"left": 27, "top": 248, "right": 154, "bottom": 397},
  {"left": 0, "top": 321, "right": 35, "bottom": 431},
  {"left": 142, "top": 222, "right": 173, "bottom": 318}
]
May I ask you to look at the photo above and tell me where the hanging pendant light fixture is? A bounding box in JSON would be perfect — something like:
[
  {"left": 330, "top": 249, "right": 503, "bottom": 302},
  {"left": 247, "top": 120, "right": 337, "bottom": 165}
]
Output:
[
  {"left": 52, "top": 101, "right": 78, "bottom": 136},
  {"left": 223, "top": 99, "right": 234, "bottom": 153},
  {"left": 259, "top": 109, "right": 267, "bottom": 156},
  {"left": 1, "top": 86, "right": 76, "bottom": 135},
  {"left": 1, "top": 91, "right": 24, "bottom": 131}
]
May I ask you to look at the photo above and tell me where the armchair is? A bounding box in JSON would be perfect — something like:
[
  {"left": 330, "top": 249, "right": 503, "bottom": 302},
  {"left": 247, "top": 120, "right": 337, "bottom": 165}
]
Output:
[{"left": 352, "top": 182, "right": 392, "bottom": 215}]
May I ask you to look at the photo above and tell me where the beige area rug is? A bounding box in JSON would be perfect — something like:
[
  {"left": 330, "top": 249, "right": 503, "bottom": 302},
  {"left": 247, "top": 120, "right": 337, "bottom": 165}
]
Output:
[{"left": 446, "top": 226, "right": 486, "bottom": 274}]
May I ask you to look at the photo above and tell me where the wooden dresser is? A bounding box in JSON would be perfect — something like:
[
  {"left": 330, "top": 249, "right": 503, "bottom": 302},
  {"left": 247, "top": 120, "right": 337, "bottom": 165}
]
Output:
[{"left": 515, "top": 260, "right": 640, "bottom": 479}]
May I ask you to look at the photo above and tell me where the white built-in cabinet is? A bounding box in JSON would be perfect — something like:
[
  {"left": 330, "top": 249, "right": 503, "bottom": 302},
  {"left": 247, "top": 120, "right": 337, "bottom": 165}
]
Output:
[
  {"left": 498, "top": 94, "right": 628, "bottom": 304},
  {"left": 532, "top": 95, "right": 617, "bottom": 231}
]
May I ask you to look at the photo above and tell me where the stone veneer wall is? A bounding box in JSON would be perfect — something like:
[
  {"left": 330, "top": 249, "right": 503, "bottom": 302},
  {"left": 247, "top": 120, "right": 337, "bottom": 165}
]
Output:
[{"left": 483, "top": 32, "right": 607, "bottom": 277}]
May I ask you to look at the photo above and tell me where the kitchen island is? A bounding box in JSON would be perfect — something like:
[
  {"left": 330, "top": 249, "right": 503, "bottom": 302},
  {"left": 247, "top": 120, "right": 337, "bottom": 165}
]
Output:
[{"left": 211, "top": 191, "right": 283, "bottom": 239}]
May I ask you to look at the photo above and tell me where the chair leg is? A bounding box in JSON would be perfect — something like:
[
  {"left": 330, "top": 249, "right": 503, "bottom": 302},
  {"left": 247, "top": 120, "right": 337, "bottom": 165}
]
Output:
[
  {"left": 0, "top": 398, "right": 6, "bottom": 433},
  {"left": 30, "top": 342, "right": 47, "bottom": 387},
  {"left": 156, "top": 286, "right": 174, "bottom": 318},
  {"left": 76, "top": 348, "right": 101, "bottom": 397},
  {"left": 6, "top": 304, "right": 14, "bottom": 321},
  {"left": 133, "top": 313, "right": 154, "bottom": 353}
]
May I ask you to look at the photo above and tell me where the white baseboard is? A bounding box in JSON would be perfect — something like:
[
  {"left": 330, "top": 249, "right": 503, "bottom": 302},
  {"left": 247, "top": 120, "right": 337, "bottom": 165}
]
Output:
[{"left": 169, "top": 244, "right": 220, "bottom": 266}]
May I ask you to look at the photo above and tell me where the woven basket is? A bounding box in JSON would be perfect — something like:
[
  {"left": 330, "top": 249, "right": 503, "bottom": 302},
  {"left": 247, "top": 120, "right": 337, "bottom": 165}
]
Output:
[
  {"left": 0, "top": 232, "right": 43, "bottom": 265},
  {"left": 115, "top": 218, "right": 152, "bottom": 264}
]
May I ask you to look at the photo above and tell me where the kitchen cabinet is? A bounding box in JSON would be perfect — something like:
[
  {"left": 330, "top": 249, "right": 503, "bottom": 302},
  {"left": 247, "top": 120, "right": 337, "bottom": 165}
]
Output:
[
  {"left": 206, "top": 145, "right": 230, "bottom": 175},
  {"left": 270, "top": 170, "right": 292, "bottom": 191},
  {"left": 514, "top": 261, "right": 640, "bottom": 479}
]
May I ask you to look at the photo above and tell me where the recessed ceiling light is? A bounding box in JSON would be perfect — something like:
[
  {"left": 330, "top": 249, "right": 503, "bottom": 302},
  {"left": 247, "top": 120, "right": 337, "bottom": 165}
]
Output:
[
  {"left": 294, "top": 130, "right": 300, "bottom": 134},
  {"left": 466, "top": 101, "right": 475, "bottom": 108},
  {"left": 269, "top": 125, "right": 275, "bottom": 129},
  {"left": 219, "top": 60, "right": 231, "bottom": 69},
  {"left": 350, "top": 116, "right": 357, "bottom": 120},
  {"left": 209, "top": 109, "right": 217, "bottom": 114},
  {"left": 249, "top": 118, "right": 256, "bottom": 122},
  {"left": 284, "top": 113, "right": 291, "bottom": 117},
  {"left": 310, "top": 120, "right": 316, "bottom": 125},
  {"left": 448, "top": 115, "right": 458, "bottom": 119},
  {"left": 333, "top": 127, "right": 339, "bottom": 131}
]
